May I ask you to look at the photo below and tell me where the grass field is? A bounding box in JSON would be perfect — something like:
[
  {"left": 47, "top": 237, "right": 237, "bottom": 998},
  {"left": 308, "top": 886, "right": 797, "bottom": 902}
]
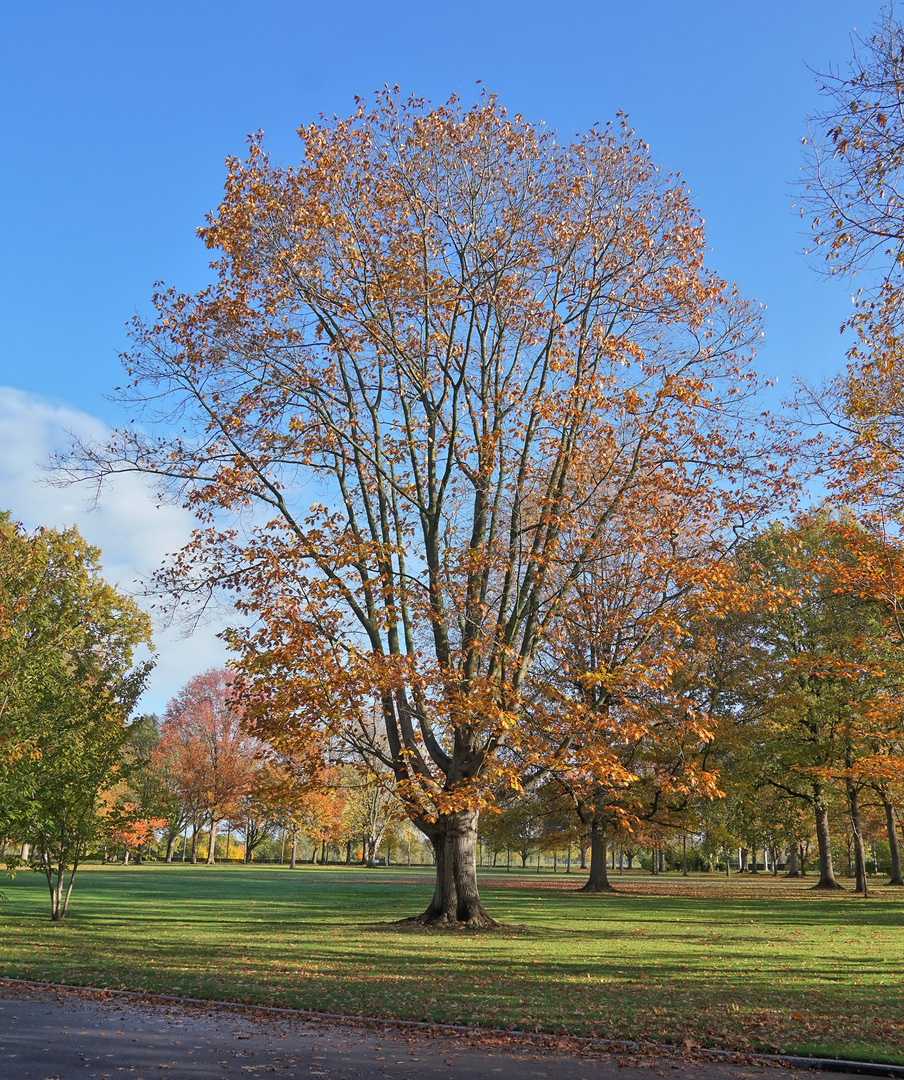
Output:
[{"left": 1, "top": 864, "right": 902, "bottom": 1064}]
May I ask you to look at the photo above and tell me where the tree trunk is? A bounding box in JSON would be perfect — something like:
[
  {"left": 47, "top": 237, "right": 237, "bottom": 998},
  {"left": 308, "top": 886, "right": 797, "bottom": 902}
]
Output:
[
  {"left": 408, "top": 810, "right": 497, "bottom": 928},
  {"left": 290, "top": 838, "right": 297, "bottom": 869},
  {"left": 785, "top": 844, "right": 799, "bottom": 877},
  {"left": 812, "top": 791, "right": 843, "bottom": 889},
  {"left": 165, "top": 832, "right": 178, "bottom": 863},
  {"left": 847, "top": 781, "right": 869, "bottom": 897},
  {"left": 206, "top": 815, "right": 218, "bottom": 865},
  {"left": 883, "top": 797, "right": 904, "bottom": 886},
  {"left": 190, "top": 821, "right": 199, "bottom": 864},
  {"left": 43, "top": 848, "right": 79, "bottom": 922},
  {"left": 580, "top": 819, "right": 615, "bottom": 892}
]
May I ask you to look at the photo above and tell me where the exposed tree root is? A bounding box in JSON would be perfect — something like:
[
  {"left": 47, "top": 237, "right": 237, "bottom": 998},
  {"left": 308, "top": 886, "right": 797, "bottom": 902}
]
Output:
[
  {"left": 578, "top": 880, "right": 617, "bottom": 893},
  {"left": 393, "top": 911, "right": 502, "bottom": 931},
  {"left": 811, "top": 879, "right": 845, "bottom": 890}
]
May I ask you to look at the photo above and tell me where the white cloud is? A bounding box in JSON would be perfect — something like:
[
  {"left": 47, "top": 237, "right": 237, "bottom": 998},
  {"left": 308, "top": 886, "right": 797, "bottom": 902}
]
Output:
[{"left": 0, "top": 387, "right": 229, "bottom": 716}]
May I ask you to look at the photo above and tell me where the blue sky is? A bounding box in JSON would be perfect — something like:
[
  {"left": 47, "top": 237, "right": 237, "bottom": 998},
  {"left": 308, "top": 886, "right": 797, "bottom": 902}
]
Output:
[{"left": 0, "top": 0, "right": 881, "bottom": 710}]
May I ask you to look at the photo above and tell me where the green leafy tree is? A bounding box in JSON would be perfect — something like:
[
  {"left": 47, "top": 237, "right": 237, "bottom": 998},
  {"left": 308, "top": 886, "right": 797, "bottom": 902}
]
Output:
[
  {"left": 724, "top": 514, "right": 903, "bottom": 890},
  {"left": 0, "top": 513, "right": 153, "bottom": 920}
]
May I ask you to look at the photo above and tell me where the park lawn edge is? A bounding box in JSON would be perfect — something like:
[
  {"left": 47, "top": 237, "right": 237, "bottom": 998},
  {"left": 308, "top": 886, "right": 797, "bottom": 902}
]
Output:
[
  {"left": 1, "top": 864, "right": 902, "bottom": 1065},
  {"left": 4, "top": 975, "right": 904, "bottom": 1077}
]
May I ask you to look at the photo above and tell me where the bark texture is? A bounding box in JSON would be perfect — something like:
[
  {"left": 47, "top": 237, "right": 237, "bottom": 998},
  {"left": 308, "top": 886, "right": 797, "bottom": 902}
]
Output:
[
  {"left": 812, "top": 794, "right": 843, "bottom": 889},
  {"left": 42, "top": 849, "right": 79, "bottom": 922},
  {"left": 206, "top": 815, "right": 218, "bottom": 864},
  {"left": 847, "top": 780, "right": 869, "bottom": 896},
  {"left": 883, "top": 798, "right": 904, "bottom": 886},
  {"left": 580, "top": 820, "right": 615, "bottom": 892},
  {"left": 409, "top": 810, "right": 497, "bottom": 928}
]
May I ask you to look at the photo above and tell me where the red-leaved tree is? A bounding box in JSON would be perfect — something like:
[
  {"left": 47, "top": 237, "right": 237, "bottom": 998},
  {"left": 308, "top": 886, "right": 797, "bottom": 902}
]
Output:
[{"left": 161, "top": 668, "right": 255, "bottom": 864}]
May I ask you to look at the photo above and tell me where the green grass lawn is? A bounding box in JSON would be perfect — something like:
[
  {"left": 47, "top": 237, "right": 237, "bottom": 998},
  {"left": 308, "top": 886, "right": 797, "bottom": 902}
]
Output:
[{"left": 1, "top": 864, "right": 902, "bottom": 1064}]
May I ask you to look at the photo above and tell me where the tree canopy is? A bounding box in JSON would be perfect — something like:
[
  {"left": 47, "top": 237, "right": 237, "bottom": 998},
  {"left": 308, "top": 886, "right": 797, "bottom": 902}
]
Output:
[{"left": 62, "top": 93, "right": 783, "bottom": 925}]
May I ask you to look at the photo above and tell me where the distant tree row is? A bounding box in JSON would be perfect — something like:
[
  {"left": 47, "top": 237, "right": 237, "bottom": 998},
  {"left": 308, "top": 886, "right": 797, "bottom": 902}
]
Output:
[
  {"left": 2, "top": 511, "right": 902, "bottom": 923},
  {"left": 116, "top": 667, "right": 418, "bottom": 870}
]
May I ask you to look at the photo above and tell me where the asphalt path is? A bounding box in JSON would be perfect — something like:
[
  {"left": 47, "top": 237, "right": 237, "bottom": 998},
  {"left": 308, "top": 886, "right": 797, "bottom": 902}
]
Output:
[{"left": 0, "top": 982, "right": 874, "bottom": 1080}]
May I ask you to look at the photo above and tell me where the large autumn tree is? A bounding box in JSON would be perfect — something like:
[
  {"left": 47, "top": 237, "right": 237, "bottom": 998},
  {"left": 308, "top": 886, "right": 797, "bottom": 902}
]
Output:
[{"left": 62, "top": 93, "right": 777, "bottom": 926}]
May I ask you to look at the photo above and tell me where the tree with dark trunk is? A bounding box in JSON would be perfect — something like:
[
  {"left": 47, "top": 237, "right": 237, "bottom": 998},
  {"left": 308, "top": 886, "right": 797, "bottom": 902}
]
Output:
[
  {"left": 811, "top": 787, "right": 844, "bottom": 890},
  {"left": 879, "top": 792, "right": 904, "bottom": 886},
  {"left": 580, "top": 819, "right": 615, "bottom": 893},
  {"left": 845, "top": 777, "right": 870, "bottom": 896},
  {"left": 60, "top": 93, "right": 774, "bottom": 927}
]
